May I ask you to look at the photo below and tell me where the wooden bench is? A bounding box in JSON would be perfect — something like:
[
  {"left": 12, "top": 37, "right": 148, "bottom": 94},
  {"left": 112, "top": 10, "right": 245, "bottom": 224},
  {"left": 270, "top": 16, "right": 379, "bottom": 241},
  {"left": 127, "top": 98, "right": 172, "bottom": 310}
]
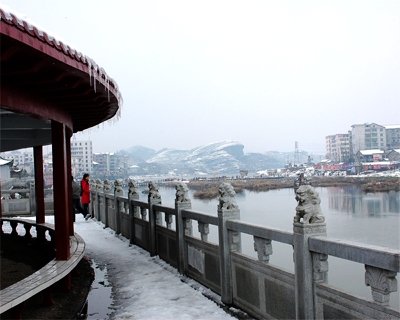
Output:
[{"left": 0, "top": 218, "right": 86, "bottom": 315}]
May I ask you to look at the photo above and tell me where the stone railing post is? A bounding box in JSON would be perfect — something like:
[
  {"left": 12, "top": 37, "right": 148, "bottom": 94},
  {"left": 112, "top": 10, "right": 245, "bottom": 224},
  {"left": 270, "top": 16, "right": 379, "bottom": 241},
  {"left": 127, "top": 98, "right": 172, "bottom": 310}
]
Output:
[
  {"left": 103, "top": 179, "right": 112, "bottom": 228},
  {"left": 175, "top": 182, "right": 192, "bottom": 274},
  {"left": 114, "top": 179, "right": 124, "bottom": 234},
  {"left": 92, "top": 179, "right": 99, "bottom": 220},
  {"left": 89, "top": 178, "right": 95, "bottom": 217},
  {"left": 293, "top": 185, "right": 327, "bottom": 320},
  {"left": 217, "top": 182, "right": 241, "bottom": 305},
  {"left": 95, "top": 179, "right": 103, "bottom": 221},
  {"left": 29, "top": 181, "right": 36, "bottom": 214},
  {"left": 128, "top": 179, "right": 140, "bottom": 245},
  {"left": 148, "top": 181, "right": 162, "bottom": 256}
]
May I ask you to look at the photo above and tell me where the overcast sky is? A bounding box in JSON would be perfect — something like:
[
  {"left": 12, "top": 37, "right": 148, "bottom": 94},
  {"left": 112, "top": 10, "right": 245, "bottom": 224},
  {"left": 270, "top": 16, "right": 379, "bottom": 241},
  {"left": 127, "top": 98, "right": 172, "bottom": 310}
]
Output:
[{"left": 2, "top": 1, "right": 399, "bottom": 155}]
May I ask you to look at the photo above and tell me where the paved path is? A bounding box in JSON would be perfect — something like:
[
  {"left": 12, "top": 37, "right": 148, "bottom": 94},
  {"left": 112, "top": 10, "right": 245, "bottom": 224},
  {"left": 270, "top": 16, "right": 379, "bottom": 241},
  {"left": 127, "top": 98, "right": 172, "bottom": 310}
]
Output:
[{"left": 74, "top": 216, "right": 238, "bottom": 320}]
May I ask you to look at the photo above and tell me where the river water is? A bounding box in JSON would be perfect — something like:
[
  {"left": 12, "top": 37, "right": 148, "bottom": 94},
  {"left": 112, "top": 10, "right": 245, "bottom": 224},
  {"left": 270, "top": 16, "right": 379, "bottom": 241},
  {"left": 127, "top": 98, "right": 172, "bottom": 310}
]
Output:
[{"left": 132, "top": 185, "right": 400, "bottom": 309}]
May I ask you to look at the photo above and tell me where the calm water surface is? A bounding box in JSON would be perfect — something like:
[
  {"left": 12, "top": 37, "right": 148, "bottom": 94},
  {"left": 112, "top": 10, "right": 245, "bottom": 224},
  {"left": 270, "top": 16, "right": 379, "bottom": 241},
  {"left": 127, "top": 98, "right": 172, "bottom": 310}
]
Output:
[{"left": 133, "top": 185, "right": 400, "bottom": 309}]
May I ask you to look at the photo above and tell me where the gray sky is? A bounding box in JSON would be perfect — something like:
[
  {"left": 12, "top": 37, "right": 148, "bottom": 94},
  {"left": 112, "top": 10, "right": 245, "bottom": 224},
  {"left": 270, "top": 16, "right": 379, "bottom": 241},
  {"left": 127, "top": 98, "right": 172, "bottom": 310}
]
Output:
[{"left": 2, "top": 1, "right": 399, "bottom": 155}]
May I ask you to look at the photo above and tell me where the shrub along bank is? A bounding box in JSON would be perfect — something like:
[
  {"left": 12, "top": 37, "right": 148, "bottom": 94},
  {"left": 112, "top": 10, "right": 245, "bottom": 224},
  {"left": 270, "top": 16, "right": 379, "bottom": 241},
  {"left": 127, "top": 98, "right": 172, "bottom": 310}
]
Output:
[{"left": 185, "top": 176, "right": 399, "bottom": 199}]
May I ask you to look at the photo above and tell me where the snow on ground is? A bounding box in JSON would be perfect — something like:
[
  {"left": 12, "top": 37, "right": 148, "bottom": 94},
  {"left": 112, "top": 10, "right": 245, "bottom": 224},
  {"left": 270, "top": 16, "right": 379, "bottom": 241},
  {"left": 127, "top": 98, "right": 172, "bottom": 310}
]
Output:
[{"left": 74, "top": 215, "right": 237, "bottom": 319}]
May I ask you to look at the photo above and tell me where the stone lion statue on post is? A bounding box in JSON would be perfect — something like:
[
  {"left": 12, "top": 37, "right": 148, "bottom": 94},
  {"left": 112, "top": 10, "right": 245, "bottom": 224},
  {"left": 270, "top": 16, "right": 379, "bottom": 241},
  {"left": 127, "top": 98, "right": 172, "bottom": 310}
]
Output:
[
  {"left": 175, "top": 182, "right": 190, "bottom": 203},
  {"left": 103, "top": 179, "right": 112, "bottom": 193},
  {"left": 128, "top": 178, "right": 139, "bottom": 197},
  {"left": 95, "top": 178, "right": 103, "bottom": 191},
  {"left": 114, "top": 179, "right": 124, "bottom": 195},
  {"left": 294, "top": 185, "right": 325, "bottom": 224},
  {"left": 218, "top": 182, "right": 239, "bottom": 211},
  {"left": 148, "top": 181, "right": 161, "bottom": 200}
]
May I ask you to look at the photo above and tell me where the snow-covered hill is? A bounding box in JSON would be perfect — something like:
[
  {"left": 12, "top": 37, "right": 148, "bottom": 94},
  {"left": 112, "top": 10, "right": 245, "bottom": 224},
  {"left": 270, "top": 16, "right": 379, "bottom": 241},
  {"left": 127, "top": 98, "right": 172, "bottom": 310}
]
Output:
[{"left": 124, "top": 141, "right": 316, "bottom": 176}]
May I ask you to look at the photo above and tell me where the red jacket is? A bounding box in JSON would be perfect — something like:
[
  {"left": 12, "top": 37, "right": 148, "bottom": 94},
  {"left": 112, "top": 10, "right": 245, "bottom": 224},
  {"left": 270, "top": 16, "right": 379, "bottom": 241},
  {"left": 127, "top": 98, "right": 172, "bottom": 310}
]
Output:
[{"left": 81, "top": 179, "right": 90, "bottom": 204}]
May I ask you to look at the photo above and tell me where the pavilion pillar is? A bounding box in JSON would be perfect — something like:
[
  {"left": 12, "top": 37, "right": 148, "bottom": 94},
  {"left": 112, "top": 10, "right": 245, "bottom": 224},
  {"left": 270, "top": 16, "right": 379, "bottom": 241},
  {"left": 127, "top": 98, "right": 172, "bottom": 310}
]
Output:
[
  {"left": 34, "top": 146, "right": 45, "bottom": 224},
  {"left": 66, "top": 129, "right": 74, "bottom": 236},
  {"left": 51, "top": 120, "right": 70, "bottom": 260}
]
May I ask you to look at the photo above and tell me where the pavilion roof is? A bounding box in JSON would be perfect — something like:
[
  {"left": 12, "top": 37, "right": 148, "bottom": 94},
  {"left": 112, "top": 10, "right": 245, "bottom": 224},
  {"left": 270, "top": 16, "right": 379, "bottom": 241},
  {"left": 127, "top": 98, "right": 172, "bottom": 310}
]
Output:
[{"left": 0, "top": 4, "right": 124, "bottom": 151}]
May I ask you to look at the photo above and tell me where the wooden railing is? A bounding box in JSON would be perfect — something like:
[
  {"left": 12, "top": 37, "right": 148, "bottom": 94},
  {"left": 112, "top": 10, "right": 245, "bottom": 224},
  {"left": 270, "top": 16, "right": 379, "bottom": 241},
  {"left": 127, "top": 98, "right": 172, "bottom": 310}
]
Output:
[{"left": 0, "top": 218, "right": 85, "bottom": 318}]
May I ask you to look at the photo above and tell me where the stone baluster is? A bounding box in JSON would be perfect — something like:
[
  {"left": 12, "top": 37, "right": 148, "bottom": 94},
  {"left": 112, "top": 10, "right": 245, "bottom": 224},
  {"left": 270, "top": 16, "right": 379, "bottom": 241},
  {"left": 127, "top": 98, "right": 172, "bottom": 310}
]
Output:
[
  {"left": 114, "top": 179, "right": 124, "bottom": 234},
  {"left": 24, "top": 224, "right": 32, "bottom": 239},
  {"left": 198, "top": 222, "right": 209, "bottom": 241},
  {"left": 128, "top": 178, "right": 140, "bottom": 218},
  {"left": 365, "top": 265, "right": 397, "bottom": 306},
  {"left": 89, "top": 178, "right": 96, "bottom": 216},
  {"left": 155, "top": 211, "right": 162, "bottom": 225},
  {"left": 148, "top": 181, "right": 162, "bottom": 256},
  {"left": 175, "top": 182, "right": 192, "bottom": 273},
  {"left": 253, "top": 236, "right": 273, "bottom": 262},
  {"left": 127, "top": 179, "right": 140, "bottom": 245},
  {"left": 141, "top": 207, "right": 147, "bottom": 220},
  {"left": 103, "top": 179, "right": 112, "bottom": 228},
  {"left": 165, "top": 213, "right": 173, "bottom": 229},
  {"left": 218, "top": 182, "right": 241, "bottom": 305},
  {"left": 124, "top": 202, "right": 129, "bottom": 214}
]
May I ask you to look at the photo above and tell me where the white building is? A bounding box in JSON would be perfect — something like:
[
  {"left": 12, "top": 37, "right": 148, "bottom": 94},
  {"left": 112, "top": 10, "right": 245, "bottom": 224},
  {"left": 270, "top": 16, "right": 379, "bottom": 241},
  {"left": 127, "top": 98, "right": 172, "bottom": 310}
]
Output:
[
  {"left": 325, "top": 134, "right": 350, "bottom": 162},
  {"left": 71, "top": 139, "right": 93, "bottom": 176},
  {"left": 351, "top": 123, "right": 387, "bottom": 155},
  {"left": 385, "top": 124, "right": 400, "bottom": 149}
]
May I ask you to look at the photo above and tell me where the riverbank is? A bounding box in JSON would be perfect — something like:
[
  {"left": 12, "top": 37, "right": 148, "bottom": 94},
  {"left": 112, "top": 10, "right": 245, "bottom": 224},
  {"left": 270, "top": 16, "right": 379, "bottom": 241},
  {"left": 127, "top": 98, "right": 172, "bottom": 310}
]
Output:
[{"left": 186, "top": 176, "right": 400, "bottom": 199}]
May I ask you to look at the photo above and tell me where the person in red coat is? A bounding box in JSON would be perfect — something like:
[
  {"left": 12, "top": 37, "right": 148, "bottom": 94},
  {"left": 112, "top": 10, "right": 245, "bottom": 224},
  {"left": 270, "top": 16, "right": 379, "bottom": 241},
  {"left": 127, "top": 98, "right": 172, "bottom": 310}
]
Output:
[{"left": 81, "top": 173, "right": 91, "bottom": 220}]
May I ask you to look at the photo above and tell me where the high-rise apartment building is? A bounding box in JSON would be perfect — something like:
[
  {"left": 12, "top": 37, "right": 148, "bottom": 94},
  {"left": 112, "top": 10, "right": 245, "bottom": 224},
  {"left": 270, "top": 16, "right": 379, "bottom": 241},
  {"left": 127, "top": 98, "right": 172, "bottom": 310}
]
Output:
[
  {"left": 325, "top": 134, "right": 350, "bottom": 162},
  {"left": 350, "top": 123, "right": 386, "bottom": 155},
  {"left": 71, "top": 140, "right": 93, "bottom": 176},
  {"left": 385, "top": 125, "right": 400, "bottom": 149}
]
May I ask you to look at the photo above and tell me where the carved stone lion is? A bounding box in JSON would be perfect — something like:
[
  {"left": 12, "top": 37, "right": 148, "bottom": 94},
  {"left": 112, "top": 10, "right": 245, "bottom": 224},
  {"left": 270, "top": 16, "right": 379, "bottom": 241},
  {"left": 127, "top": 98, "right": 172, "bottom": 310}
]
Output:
[
  {"left": 218, "top": 182, "right": 239, "bottom": 211},
  {"left": 114, "top": 179, "right": 124, "bottom": 194},
  {"left": 95, "top": 178, "right": 103, "bottom": 190},
  {"left": 148, "top": 181, "right": 161, "bottom": 200},
  {"left": 128, "top": 178, "right": 139, "bottom": 196},
  {"left": 294, "top": 185, "right": 325, "bottom": 224},
  {"left": 175, "top": 182, "right": 190, "bottom": 203},
  {"left": 103, "top": 179, "right": 112, "bottom": 193}
]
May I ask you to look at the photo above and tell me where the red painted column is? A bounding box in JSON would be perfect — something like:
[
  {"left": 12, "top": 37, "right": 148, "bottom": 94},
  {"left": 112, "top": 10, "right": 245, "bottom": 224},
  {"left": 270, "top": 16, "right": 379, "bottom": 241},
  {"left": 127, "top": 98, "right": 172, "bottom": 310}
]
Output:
[
  {"left": 34, "top": 146, "right": 45, "bottom": 224},
  {"left": 66, "top": 129, "right": 74, "bottom": 236},
  {"left": 51, "top": 120, "right": 70, "bottom": 260}
]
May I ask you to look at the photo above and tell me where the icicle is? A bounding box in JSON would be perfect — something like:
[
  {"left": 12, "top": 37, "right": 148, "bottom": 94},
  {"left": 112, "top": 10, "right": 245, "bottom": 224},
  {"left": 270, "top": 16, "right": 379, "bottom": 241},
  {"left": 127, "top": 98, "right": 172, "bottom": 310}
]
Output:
[
  {"left": 107, "top": 76, "right": 110, "bottom": 102},
  {"left": 94, "top": 66, "right": 97, "bottom": 93},
  {"left": 88, "top": 58, "right": 92, "bottom": 87}
]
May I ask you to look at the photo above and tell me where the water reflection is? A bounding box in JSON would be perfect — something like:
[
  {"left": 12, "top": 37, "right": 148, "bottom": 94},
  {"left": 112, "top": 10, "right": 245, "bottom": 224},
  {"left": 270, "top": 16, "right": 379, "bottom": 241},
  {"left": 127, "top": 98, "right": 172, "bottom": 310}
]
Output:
[
  {"left": 327, "top": 186, "right": 400, "bottom": 216},
  {"left": 130, "top": 184, "right": 399, "bottom": 309}
]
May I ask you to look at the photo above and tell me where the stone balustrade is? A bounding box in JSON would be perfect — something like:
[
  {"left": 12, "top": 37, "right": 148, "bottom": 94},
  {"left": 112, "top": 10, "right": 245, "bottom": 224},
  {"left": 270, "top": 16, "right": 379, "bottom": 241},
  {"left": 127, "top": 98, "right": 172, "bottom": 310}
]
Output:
[{"left": 88, "top": 178, "right": 399, "bottom": 319}]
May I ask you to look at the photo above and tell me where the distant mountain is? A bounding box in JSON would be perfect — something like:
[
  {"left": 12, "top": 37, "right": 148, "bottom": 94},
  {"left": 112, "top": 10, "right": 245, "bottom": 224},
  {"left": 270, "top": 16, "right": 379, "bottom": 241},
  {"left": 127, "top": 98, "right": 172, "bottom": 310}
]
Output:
[
  {"left": 123, "top": 141, "right": 319, "bottom": 176},
  {"left": 126, "top": 146, "right": 157, "bottom": 163}
]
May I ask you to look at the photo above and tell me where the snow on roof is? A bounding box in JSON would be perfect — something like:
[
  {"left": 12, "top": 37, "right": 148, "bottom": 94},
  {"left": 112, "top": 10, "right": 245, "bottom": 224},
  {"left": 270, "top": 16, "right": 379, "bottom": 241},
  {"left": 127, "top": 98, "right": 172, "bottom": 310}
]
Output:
[
  {"left": 361, "top": 161, "right": 397, "bottom": 165},
  {"left": 385, "top": 124, "right": 400, "bottom": 129},
  {"left": 359, "top": 150, "right": 384, "bottom": 155},
  {"left": 0, "top": 3, "right": 123, "bottom": 109},
  {"left": 0, "top": 158, "right": 12, "bottom": 166}
]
